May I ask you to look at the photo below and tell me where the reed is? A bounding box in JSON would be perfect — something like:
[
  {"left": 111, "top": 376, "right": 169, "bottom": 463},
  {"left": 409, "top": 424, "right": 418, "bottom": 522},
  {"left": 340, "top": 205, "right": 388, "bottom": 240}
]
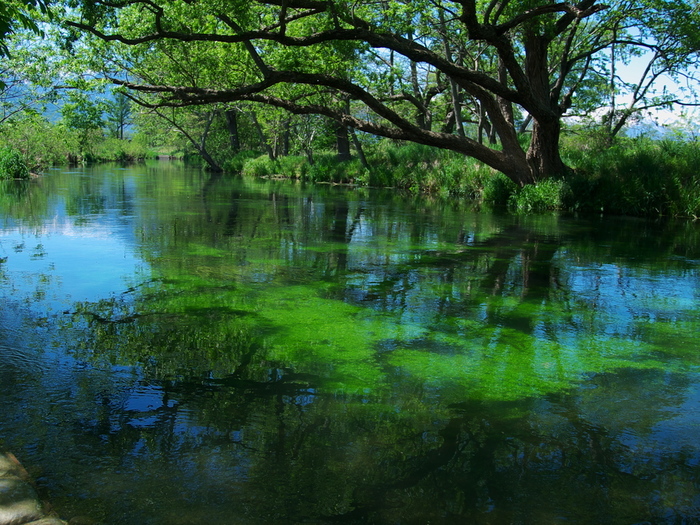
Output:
[
  {"left": 234, "top": 136, "right": 700, "bottom": 218},
  {"left": 564, "top": 136, "right": 700, "bottom": 217}
]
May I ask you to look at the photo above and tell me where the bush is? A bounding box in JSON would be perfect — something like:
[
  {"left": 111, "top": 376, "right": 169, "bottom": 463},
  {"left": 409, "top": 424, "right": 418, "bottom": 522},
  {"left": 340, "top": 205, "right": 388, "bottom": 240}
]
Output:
[
  {"left": 277, "top": 155, "right": 307, "bottom": 179},
  {"left": 0, "top": 147, "right": 30, "bottom": 180},
  {"left": 361, "top": 142, "right": 496, "bottom": 195},
  {"left": 95, "top": 138, "right": 152, "bottom": 162},
  {"left": 508, "top": 179, "right": 570, "bottom": 213},
  {"left": 240, "top": 155, "right": 279, "bottom": 177},
  {"left": 304, "top": 152, "right": 363, "bottom": 183},
  {"left": 0, "top": 117, "right": 88, "bottom": 169},
  {"left": 223, "top": 150, "right": 262, "bottom": 173},
  {"left": 482, "top": 173, "right": 517, "bottom": 207},
  {"left": 562, "top": 136, "right": 700, "bottom": 217}
]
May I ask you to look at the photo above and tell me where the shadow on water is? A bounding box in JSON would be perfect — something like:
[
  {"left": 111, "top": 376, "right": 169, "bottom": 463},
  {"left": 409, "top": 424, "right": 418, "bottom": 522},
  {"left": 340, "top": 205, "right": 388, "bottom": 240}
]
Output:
[{"left": 1, "top": 164, "right": 700, "bottom": 523}]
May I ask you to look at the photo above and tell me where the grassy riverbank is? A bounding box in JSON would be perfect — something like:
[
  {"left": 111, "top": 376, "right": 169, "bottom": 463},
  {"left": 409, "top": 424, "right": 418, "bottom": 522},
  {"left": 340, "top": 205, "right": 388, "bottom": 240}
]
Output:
[
  {"left": 3, "top": 123, "right": 700, "bottom": 219},
  {"left": 0, "top": 118, "right": 155, "bottom": 173},
  {"left": 562, "top": 137, "right": 700, "bottom": 218},
  {"left": 231, "top": 136, "right": 700, "bottom": 219}
]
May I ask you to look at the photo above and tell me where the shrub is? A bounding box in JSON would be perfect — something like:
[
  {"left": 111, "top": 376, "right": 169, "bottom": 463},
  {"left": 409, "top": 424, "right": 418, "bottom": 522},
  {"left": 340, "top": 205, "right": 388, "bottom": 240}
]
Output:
[
  {"left": 0, "top": 147, "right": 30, "bottom": 180},
  {"left": 240, "top": 155, "right": 279, "bottom": 177},
  {"left": 304, "top": 152, "right": 362, "bottom": 183},
  {"left": 508, "top": 179, "right": 570, "bottom": 213},
  {"left": 363, "top": 142, "right": 495, "bottom": 194},
  {"left": 482, "top": 173, "right": 517, "bottom": 207},
  {"left": 277, "top": 155, "right": 307, "bottom": 178},
  {"left": 223, "top": 150, "right": 262, "bottom": 173},
  {"left": 95, "top": 138, "right": 151, "bottom": 162},
  {"left": 562, "top": 136, "right": 700, "bottom": 217}
]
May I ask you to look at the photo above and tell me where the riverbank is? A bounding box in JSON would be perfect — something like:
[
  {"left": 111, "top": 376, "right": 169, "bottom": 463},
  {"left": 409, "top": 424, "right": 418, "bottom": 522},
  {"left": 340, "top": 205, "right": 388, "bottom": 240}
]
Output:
[
  {"left": 0, "top": 453, "right": 67, "bottom": 525},
  {"left": 230, "top": 137, "right": 700, "bottom": 219},
  {"left": 5, "top": 135, "right": 700, "bottom": 219}
]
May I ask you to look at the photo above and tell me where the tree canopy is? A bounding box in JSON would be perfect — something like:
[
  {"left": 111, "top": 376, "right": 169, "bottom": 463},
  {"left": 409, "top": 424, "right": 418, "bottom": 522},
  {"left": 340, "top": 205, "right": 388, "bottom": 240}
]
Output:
[
  {"left": 32, "top": 0, "right": 700, "bottom": 184},
  {"left": 0, "top": 0, "right": 50, "bottom": 57}
]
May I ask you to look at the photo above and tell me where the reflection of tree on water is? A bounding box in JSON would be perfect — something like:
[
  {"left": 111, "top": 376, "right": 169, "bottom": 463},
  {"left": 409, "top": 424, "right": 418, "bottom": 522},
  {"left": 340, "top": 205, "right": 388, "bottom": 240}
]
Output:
[
  {"left": 10, "top": 170, "right": 699, "bottom": 523},
  {"left": 18, "top": 348, "right": 694, "bottom": 523},
  {"left": 63, "top": 295, "right": 700, "bottom": 521}
]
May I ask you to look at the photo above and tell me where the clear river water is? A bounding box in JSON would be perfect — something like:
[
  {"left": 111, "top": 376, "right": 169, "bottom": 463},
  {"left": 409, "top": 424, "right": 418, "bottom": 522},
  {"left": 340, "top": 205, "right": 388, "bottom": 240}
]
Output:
[{"left": 1, "top": 163, "right": 699, "bottom": 524}]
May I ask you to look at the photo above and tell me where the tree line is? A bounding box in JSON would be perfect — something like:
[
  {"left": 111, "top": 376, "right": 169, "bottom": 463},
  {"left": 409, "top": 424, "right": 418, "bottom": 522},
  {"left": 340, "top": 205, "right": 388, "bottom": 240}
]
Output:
[{"left": 1, "top": 0, "right": 700, "bottom": 185}]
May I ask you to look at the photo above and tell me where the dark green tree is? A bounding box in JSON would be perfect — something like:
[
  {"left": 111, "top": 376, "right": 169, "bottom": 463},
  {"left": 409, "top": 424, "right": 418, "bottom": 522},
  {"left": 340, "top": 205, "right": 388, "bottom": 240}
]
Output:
[{"left": 64, "top": 0, "right": 700, "bottom": 185}]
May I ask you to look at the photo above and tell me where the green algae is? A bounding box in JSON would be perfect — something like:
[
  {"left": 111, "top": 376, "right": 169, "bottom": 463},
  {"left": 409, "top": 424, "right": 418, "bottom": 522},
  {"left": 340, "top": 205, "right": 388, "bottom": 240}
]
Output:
[
  {"left": 23, "top": 166, "right": 700, "bottom": 404},
  {"left": 4, "top": 166, "right": 700, "bottom": 524}
]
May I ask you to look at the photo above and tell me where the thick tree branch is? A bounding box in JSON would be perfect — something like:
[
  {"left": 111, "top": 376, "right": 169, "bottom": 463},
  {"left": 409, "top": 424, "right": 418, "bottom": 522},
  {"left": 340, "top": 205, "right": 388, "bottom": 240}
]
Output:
[
  {"left": 240, "top": 93, "right": 515, "bottom": 173},
  {"left": 495, "top": 2, "right": 602, "bottom": 35},
  {"left": 65, "top": 22, "right": 523, "bottom": 106},
  {"left": 113, "top": 75, "right": 517, "bottom": 173}
]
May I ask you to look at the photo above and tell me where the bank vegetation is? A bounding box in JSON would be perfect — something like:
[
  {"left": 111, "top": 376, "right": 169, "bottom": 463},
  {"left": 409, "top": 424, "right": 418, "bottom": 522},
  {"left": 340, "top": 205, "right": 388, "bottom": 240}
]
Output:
[{"left": 2, "top": 0, "right": 700, "bottom": 219}]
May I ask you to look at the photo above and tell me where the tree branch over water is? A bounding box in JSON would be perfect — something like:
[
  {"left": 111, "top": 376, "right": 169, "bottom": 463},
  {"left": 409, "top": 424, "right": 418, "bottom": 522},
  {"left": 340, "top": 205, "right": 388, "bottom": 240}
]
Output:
[{"left": 65, "top": 0, "right": 700, "bottom": 185}]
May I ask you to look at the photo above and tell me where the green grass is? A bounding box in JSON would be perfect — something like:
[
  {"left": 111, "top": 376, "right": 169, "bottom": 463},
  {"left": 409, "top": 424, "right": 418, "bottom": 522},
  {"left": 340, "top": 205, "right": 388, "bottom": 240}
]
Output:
[
  {"left": 230, "top": 136, "right": 700, "bottom": 219},
  {"left": 235, "top": 143, "right": 498, "bottom": 198},
  {"left": 508, "top": 179, "right": 570, "bottom": 213},
  {"left": 94, "top": 137, "right": 152, "bottom": 162},
  {"left": 563, "top": 136, "right": 700, "bottom": 217}
]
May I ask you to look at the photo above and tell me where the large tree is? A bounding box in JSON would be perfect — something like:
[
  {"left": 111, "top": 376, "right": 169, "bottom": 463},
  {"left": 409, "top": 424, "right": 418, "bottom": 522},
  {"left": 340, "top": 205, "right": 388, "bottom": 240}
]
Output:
[{"left": 65, "top": 0, "right": 700, "bottom": 185}]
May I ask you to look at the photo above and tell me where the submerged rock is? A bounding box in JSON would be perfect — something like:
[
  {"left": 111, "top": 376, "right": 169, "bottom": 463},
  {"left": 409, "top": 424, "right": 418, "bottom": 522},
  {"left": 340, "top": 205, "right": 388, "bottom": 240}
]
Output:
[{"left": 0, "top": 453, "right": 67, "bottom": 525}]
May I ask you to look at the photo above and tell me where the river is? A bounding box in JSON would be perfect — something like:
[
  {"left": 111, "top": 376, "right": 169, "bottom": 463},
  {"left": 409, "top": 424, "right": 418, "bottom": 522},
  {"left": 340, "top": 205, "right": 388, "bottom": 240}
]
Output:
[{"left": 1, "top": 162, "right": 699, "bottom": 524}]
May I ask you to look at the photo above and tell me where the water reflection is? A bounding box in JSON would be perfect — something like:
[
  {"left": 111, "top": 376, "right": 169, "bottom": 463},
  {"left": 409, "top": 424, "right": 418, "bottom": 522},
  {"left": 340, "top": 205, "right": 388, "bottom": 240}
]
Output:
[{"left": 1, "top": 164, "right": 699, "bottom": 524}]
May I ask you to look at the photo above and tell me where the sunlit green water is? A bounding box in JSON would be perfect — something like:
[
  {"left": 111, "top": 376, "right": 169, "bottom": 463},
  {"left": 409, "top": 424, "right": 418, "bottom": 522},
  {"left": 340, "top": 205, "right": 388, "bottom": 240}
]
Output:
[{"left": 1, "top": 163, "right": 699, "bottom": 524}]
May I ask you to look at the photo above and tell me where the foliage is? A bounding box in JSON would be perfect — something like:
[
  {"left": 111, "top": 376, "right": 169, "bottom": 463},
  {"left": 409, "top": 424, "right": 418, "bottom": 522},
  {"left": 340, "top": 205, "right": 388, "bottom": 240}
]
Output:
[
  {"left": 362, "top": 143, "right": 442, "bottom": 189},
  {"left": 482, "top": 173, "right": 517, "bottom": 208},
  {"left": 238, "top": 151, "right": 362, "bottom": 183},
  {"left": 303, "top": 153, "right": 363, "bottom": 184},
  {"left": 237, "top": 143, "right": 502, "bottom": 198},
  {"left": 62, "top": 0, "right": 700, "bottom": 185},
  {"left": 0, "top": 113, "right": 156, "bottom": 169},
  {"left": 508, "top": 180, "right": 571, "bottom": 213},
  {"left": 222, "top": 150, "right": 262, "bottom": 173},
  {"left": 60, "top": 92, "right": 104, "bottom": 150},
  {"left": 103, "top": 91, "right": 131, "bottom": 139},
  {"left": 1, "top": 21, "right": 68, "bottom": 130},
  {"left": 94, "top": 137, "right": 151, "bottom": 162},
  {"left": 563, "top": 135, "right": 700, "bottom": 217},
  {"left": 0, "top": 0, "right": 50, "bottom": 60},
  {"left": 230, "top": 135, "right": 700, "bottom": 219},
  {"left": 240, "top": 154, "right": 280, "bottom": 178},
  {"left": 275, "top": 154, "right": 306, "bottom": 179},
  {"left": 0, "top": 115, "right": 75, "bottom": 168},
  {"left": 0, "top": 146, "right": 29, "bottom": 179}
]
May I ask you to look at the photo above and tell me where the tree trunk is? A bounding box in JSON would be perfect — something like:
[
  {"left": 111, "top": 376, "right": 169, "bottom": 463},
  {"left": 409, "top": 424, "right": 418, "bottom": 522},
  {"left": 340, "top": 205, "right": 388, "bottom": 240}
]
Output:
[
  {"left": 224, "top": 109, "right": 240, "bottom": 153},
  {"left": 282, "top": 119, "right": 291, "bottom": 156},
  {"left": 350, "top": 128, "right": 369, "bottom": 170},
  {"left": 519, "top": 32, "right": 570, "bottom": 182},
  {"left": 197, "top": 111, "right": 223, "bottom": 172},
  {"left": 335, "top": 123, "right": 352, "bottom": 161},
  {"left": 527, "top": 117, "right": 569, "bottom": 181},
  {"left": 304, "top": 147, "right": 315, "bottom": 165},
  {"left": 251, "top": 111, "right": 275, "bottom": 160},
  {"left": 500, "top": 152, "right": 537, "bottom": 186},
  {"left": 441, "top": 110, "right": 455, "bottom": 134}
]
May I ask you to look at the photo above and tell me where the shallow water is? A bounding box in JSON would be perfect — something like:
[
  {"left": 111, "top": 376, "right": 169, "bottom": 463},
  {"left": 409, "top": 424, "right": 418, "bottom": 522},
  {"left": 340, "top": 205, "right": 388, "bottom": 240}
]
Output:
[{"left": 1, "top": 163, "right": 699, "bottom": 524}]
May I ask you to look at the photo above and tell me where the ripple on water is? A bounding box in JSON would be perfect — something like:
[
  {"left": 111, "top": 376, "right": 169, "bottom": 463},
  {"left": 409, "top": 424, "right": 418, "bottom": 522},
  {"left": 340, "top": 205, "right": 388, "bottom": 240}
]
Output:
[{"left": 0, "top": 343, "right": 48, "bottom": 374}]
